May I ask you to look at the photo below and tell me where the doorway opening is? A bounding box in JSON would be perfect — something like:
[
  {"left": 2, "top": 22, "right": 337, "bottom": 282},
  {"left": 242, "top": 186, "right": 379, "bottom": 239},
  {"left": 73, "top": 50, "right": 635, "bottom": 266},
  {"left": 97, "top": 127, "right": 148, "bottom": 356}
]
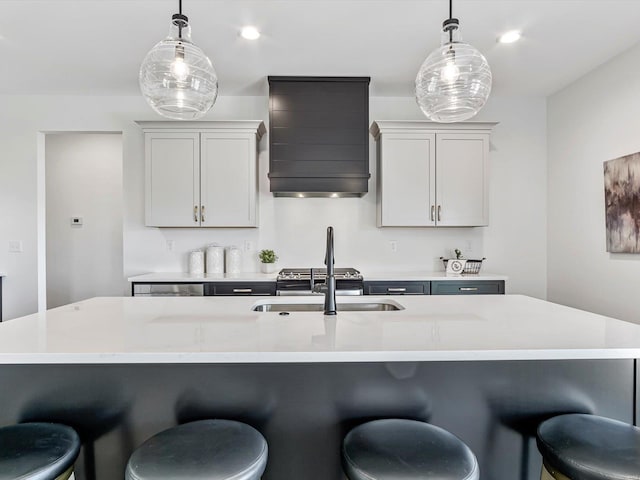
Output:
[{"left": 42, "top": 132, "right": 123, "bottom": 309}]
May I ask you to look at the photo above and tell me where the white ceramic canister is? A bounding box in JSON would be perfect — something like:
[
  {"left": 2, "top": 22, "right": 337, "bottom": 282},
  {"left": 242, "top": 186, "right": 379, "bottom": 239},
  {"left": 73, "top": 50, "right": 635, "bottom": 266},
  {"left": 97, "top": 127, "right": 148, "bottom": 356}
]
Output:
[
  {"left": 189, "top": 250, "right": 205, "bottom": 276},
  {"left": 205, "top": 244, "right": 225, "bottom": 274},
  {"left": 225, "top": 246, "right": 242, "bottom": 274}
]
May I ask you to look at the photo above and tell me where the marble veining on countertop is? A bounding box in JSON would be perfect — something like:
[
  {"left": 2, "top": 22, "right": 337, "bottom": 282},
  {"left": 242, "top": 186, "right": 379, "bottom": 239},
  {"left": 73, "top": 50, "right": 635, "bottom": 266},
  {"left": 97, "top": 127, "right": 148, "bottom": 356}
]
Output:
[{"left": 1, "top": 295, "right": 639, "bottom": 364}]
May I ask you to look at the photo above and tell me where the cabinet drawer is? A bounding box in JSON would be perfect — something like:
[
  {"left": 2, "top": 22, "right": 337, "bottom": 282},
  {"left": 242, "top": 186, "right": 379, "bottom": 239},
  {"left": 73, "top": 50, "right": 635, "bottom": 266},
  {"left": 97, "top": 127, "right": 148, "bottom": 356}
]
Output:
[
  {"left": 132, "top": 283, "right": 204, "bottom": 297},
  {"left": 205, "top": 282, "right": 276, "bottom": 296},
  {"left": 431, "top": 280, "right": 505, "bottom": 295},
  {"left": 364, "top": 281, "right": 430, "bottom": 295}
]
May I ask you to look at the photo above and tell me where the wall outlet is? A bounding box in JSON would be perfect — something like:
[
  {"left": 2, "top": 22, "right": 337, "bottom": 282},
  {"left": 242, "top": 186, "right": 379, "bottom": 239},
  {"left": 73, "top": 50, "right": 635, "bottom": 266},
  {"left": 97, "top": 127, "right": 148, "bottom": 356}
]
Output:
[
  {"left": 70, "top": 217, "right": 83, "bottom": 226},
  {"left": 8, "top": 240, "right": 23, "bottom": 253},
  {"left": 390, "top": 240, "right": 398, "bottom": 252},
  {"left": 244, "top": 241, "right": 253, "bottom": 252},
  {"left": 166, "top": 240, "right": 175, "bottom": 252},
  {"left": 464, "top": 240, "right": 473, "bottom": 254}
]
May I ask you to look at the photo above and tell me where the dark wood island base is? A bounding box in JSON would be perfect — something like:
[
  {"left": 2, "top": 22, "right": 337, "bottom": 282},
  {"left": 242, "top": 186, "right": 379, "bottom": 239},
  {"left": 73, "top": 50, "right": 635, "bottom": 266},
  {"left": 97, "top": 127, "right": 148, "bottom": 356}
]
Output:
[{"left": 0, "top": 359, "right": 634, "bottom": 480}]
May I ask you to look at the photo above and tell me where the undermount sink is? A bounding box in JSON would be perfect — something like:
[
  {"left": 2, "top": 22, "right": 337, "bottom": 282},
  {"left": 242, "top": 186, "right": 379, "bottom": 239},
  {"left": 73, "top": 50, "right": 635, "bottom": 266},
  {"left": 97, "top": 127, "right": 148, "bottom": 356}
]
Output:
[{"left": 252, "top": 299, "right": 404, "bottom": 312}]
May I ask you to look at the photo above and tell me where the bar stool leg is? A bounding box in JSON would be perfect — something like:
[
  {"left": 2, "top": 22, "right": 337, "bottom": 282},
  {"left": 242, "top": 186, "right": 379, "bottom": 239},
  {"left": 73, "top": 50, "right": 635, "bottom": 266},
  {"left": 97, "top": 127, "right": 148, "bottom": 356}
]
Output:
[
  {"left": 520, "top": 436, "right": 530, "bottom": 480},
  {"left": 54, "top": 466, "right": 75, "bottom": 480},
  {"left": 541, "top": 462, "right": 571, "bottom": 480},
  {"left": 84, "top": 442, "right": 96, "bottom": 480}
]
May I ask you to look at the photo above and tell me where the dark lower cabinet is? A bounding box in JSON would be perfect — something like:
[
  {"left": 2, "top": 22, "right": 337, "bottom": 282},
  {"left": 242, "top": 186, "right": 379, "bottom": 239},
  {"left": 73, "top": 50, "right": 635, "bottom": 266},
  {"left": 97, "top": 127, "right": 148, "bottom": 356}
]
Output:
[
  {"left": 364, "top": 279, "right": 505, "bottom": 296},
  {"left": 205, "top": 282, "right": 276, "bottom": 296},
  {"left": 364, "top": 281, "right": 430, "bottom": 295},
  {"left": 431, "top": 280, "right": 505, "bottom": 295}
]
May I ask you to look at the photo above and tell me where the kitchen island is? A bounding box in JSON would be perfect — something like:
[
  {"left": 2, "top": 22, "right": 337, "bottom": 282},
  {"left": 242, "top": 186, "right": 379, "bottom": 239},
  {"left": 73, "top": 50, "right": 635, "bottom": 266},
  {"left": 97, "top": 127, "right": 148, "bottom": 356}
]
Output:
[{"left": 0, "top": 295, "right": 638, "bottom": 480}]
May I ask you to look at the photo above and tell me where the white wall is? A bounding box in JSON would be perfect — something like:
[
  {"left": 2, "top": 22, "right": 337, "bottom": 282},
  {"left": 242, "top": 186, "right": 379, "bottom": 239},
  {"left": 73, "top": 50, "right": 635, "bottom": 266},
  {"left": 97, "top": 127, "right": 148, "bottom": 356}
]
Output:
[
  {"left": 45, "top": 133, "right": 123, "bottom": 308},
  {"left": 548, "top": 43, "right": 640, "bottom": 323},
  {"left": 0, "top": 92, "right": 547, "bottom": 320}
]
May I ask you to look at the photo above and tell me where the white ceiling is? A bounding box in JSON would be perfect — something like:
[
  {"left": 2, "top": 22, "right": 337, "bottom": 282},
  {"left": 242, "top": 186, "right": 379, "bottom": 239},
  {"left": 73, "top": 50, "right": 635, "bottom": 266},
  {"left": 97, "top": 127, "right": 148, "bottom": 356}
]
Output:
[{"left": 1, "top": 0, "right": 639, "bottom": 97}]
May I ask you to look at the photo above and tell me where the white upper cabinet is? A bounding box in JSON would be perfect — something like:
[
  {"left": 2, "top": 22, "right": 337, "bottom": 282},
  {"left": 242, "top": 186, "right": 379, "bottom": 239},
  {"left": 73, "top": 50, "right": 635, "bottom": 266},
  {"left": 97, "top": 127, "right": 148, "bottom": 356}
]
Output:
[
  {"left": 139, "top": 121, "right": 265, "bottom": 228},
  {"left": 200, "top": 132, "right": 256, "bottom": 227},
  {"left": 435, "top": 132, "right": 490, "bottom": 227},
  {"left": 145, "top": 132, "right": 200, "bottom": 227},
  {"left": 378, "top": 132, "right": 436, "bottom": 226},
  {"left": 371, "top": 121, "right": 495, "bottom": 227}
]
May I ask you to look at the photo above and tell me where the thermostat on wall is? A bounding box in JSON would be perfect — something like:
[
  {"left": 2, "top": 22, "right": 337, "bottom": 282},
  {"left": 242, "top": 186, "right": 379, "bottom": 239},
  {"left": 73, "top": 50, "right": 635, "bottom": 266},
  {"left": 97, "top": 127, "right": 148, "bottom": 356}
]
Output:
[{"left": 70, "top": 217, "right": 83, "bottom": 226}]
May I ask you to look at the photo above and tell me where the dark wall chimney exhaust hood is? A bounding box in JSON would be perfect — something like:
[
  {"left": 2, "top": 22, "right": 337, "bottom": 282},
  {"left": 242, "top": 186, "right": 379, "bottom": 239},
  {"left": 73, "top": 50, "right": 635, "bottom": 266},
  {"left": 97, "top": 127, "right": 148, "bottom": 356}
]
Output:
[{"left": 268, "top": 76, "right": 371, "bottom": 197}]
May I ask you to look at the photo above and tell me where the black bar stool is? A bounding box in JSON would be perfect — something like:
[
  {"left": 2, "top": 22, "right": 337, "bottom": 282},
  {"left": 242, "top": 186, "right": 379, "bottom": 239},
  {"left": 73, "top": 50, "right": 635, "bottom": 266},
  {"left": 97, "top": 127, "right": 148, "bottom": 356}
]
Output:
[
  {"left": 125, "top": 419, "right": 267, "bottom": 480},
  {"left": 0, "top": 423, "right": 81, "bottom": 480},
  {"left": 342, "top": 419, "right": 479, "bottom": 480},
  {"left": 536, "top": 413, "right": 640, "bottom": 480}
]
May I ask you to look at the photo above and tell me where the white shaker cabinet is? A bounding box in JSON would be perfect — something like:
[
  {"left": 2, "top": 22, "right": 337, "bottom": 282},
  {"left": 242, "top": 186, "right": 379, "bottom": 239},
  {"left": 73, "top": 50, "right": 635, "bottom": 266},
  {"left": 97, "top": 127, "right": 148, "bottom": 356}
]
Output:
[
  {"left": 139, "top": 121, "right": 266, "bottom": 227},
  {"left": 370, "top": 121, "right": 496, "bottom": 227}
]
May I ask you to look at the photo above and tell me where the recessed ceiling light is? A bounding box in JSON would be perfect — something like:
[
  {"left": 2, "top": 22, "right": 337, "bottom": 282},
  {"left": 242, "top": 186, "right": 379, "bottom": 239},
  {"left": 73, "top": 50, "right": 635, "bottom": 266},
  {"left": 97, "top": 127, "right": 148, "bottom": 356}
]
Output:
[
  {"left": 498, "top": 30, "right": 522, "bottom": 44},
  {"left": 240, "top": 26, "right": 260, "bottom": 40}
]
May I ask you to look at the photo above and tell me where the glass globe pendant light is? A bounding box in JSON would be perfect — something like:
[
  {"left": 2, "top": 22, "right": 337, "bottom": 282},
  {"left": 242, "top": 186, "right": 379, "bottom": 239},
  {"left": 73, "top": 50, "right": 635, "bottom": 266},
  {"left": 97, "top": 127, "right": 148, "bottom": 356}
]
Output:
[
  {"left": 139, "top": 0, "right": 218, "bottom": 120},
  {"left": 415, "top": 0, "right": 492, "bottom": 123}
]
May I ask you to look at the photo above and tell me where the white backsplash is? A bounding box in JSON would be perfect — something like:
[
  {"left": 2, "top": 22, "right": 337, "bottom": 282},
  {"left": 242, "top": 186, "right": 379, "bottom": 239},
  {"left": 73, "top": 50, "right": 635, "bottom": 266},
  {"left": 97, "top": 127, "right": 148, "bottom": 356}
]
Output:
[{"left": 137, "top": 199, "right": 484, "bottom": 275}]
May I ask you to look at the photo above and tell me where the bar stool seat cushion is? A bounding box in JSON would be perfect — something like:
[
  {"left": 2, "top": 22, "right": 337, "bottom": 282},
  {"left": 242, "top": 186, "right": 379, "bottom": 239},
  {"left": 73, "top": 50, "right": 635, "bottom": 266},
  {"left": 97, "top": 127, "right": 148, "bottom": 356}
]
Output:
[
  {"left": 126, "top": 419, "right": 267, "bottom": 480},
  {"left": 342, "top": 419, "right": 479, "bottom": 480},
  {"left": 0, "top": 422, "right": 81, "bottom": 480},
  {"left": 537, "top": 414, "right": 640, "bottom": 480}
]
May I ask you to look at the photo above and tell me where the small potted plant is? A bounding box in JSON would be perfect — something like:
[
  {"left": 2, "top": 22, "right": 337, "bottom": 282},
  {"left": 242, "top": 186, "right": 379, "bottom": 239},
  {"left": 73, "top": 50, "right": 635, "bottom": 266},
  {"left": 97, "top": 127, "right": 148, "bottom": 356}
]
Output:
[{"left": 258, "top": 249, "right": 279, "bottom": 274}]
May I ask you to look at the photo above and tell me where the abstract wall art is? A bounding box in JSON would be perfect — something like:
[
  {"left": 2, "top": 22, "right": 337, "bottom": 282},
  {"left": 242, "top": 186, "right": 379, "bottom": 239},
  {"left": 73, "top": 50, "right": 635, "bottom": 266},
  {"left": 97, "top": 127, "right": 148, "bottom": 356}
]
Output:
[{"left": 604, "top": 152, "right": 640, "bottom": 253}]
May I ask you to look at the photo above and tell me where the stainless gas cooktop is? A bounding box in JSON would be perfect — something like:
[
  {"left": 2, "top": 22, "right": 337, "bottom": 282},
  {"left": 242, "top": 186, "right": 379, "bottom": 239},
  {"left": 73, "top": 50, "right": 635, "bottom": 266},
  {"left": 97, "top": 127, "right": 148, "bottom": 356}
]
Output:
[
  {"left": 277, "top": 268, "right": 363, "bottom": 281},
  {"left": 276, "top": 268, "right": 363, "bottom": 296}
]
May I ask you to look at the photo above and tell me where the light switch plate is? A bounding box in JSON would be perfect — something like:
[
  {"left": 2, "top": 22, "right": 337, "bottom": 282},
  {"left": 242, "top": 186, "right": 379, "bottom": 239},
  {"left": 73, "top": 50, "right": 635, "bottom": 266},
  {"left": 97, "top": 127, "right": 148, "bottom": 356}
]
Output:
[
  {"left": 8, "top": 240, "right": 23, "bottom": 253},
  {"left": 70, "top": 217, "right": 83, "bottom": 226}
]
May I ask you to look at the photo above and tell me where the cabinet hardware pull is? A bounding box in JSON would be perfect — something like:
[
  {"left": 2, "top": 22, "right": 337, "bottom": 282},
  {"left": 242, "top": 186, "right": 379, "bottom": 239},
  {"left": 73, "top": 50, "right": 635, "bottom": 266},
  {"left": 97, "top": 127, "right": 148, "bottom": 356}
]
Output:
[
  {"left": 459, "top": 287, "right": 478, "bottom": 291},
  {"left": 233, "top": 288, "right": 252, "bottom": 293},
  {"left": 431, "top": 205, "right": 435, "bottom": 222},
  {"left": 201, "top": 205, "right": 205, "bottom": 223},
  {"left": 194, "top": 205, "right": 199, "bottom": 222},
  {"left": 437, "top": 205, "right": 442, "bottom": 222},
  {"left": 387, "top": 287, "right": 407, "bottom": 293}
]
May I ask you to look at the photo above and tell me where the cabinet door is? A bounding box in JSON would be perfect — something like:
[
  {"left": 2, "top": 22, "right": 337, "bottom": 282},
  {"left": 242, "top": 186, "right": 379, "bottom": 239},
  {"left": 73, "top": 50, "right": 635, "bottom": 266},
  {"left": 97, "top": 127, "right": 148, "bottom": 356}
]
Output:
[
  {"left": 364, "top": 281, "right": 430, "bottom": 295},
  {"left": 200, "top": 133, "right": 257, "bottom": 227},
  {"left": 205, "top": 282, "right": 276, "bottom": 296},
  {"left": 145, "top": 132, "right": 200, "bottom": 227},
  {"left": 378, "top": 133, "right": 436, "bottom": 226},
  {"left": 431, "top": 280, "right": 505, "bottom": 295},
  {"left": 435, "top": 133, "right": 489, "bottom": 226}
]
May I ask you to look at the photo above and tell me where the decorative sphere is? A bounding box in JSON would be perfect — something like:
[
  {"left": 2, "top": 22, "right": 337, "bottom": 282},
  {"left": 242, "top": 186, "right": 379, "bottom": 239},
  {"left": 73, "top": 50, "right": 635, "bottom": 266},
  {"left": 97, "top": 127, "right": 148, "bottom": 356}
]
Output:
[
  {"left": 415, "top": 42, "right": 492, "bottom": 123},
  {"left": 139, "top": 28, "right": 218, "bottom": 120}
]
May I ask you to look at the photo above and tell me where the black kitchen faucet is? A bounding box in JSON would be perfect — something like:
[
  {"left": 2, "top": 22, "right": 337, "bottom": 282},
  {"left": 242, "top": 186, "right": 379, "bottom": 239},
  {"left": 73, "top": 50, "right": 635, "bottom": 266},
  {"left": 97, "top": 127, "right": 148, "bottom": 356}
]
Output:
[{"left": 313, "top": 226, "right": 337, "bottom": 315}]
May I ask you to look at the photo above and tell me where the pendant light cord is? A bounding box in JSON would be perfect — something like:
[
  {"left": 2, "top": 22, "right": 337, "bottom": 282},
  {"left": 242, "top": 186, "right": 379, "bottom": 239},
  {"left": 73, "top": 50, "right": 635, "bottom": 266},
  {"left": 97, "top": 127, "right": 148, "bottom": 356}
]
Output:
[
  {"left": 178, "top": 0, "right": 183, "bottom": 39},
  {"left": 449, "top": 0, "right": 453, "bottom": 43}
]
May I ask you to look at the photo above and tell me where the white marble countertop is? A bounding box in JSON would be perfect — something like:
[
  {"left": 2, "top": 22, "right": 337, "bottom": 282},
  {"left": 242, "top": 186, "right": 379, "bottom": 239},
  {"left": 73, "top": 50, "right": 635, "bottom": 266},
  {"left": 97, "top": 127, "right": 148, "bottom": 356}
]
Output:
[
  {"left": 362, "top": 271, "right": 507, "bottom": 281},
  {"left": 128, "top": 272, "right": 277, "bottom": 282},
  {"left": 128, "top": 271, "right": 507, "bottom": 283},
  {"left": 1, "top": 295, "right": 639, "bottom": 364}
]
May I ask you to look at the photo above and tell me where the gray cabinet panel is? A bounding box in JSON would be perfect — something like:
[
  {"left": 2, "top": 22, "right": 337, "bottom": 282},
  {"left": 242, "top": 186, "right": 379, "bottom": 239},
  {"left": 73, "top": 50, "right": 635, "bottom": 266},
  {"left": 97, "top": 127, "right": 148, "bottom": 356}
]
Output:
[
  {"left": 364, "top": 281, "right": 430, "bottom": 295},
  {"left": 431, "top": 280, "right": 505, "bottom": 295},
  {"left": 206, "top": 282, "right": 276, "bottom": 296}
]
